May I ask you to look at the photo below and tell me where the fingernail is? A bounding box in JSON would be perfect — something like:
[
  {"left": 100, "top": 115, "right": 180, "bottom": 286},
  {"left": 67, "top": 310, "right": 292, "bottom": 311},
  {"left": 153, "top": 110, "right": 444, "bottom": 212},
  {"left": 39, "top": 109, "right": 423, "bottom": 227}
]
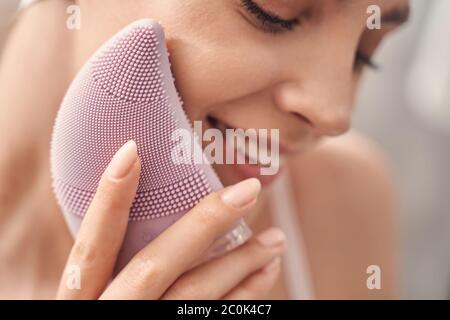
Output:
[
  {"left": 263, "top": 257, "right": 281, "bottom": 273},
  {"left": 256, "top": 228, "right": 286, "bottom": 248},
  {"left": 106, "top": 140, "right": 138, "bottom": 179},
  {"left": 220, "top": 178, "right": 262, "bottom": 209}
]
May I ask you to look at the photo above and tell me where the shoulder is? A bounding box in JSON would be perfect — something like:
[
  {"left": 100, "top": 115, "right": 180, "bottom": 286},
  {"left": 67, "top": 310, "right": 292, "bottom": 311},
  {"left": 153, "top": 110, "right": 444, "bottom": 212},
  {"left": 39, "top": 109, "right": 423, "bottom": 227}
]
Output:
[
  {"left": 286, "top": 131, "right": 398, "bottom": 298},
  {"left": 288, "top": 131, "right": 397, "bottom": 210}
]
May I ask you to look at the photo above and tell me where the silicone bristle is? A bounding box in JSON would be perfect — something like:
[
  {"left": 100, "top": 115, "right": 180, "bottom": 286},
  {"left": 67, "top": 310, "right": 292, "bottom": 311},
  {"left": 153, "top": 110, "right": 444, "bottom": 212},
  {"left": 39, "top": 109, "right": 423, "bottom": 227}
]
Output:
[
  {"left": 92, "top": 25, "right": 164, "bottom": 102},
  {"left": 51, "top": 20, "right": 217, "bottom": 222}
]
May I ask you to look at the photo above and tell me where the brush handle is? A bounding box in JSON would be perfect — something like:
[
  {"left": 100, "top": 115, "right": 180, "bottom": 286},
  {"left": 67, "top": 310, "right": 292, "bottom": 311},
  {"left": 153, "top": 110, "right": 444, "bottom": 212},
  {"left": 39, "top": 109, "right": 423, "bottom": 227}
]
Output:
[{"left": 64, "top": 210, "right": 251, "bottom": 273}]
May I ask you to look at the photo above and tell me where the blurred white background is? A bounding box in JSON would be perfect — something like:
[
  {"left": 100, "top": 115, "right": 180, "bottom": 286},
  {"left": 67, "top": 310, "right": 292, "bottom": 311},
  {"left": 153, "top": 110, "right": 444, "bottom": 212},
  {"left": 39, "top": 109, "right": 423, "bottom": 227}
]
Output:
[{"left": 354, "top": 0, "right": 450, "bottom": 299}]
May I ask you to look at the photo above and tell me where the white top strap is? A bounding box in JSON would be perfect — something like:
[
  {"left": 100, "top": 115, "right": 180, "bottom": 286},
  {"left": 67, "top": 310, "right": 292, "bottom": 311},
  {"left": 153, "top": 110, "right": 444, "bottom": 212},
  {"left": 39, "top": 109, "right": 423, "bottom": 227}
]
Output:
[{"left": 270, "top": 170, "right": 315, "bottom": 299}]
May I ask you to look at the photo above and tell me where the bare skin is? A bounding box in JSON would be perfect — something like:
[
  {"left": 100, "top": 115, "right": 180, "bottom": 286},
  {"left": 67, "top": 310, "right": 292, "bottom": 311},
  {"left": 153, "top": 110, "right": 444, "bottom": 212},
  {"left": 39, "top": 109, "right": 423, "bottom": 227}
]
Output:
[{"left": 0, "top": 0, "right": 405, "bottom": 299}]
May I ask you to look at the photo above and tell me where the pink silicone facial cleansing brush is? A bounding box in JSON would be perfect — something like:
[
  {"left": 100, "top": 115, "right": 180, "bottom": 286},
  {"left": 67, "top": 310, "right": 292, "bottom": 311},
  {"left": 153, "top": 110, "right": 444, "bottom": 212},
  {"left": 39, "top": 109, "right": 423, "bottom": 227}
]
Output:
[{"left": 50, "top": 19, "right": 252, "bottom": 272}]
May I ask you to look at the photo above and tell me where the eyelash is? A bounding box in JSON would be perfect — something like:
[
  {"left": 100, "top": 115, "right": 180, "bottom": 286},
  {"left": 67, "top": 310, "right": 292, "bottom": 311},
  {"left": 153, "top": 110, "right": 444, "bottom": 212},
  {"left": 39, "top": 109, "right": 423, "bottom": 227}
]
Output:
[
  {"left": 355, "top": 52, "right": 380, "bottom": 70},
  {"left": 240, "top": 0, "right": 300, "bottom": 34},
  {"left": 240, "top": 0, "right": 379, "bottom": 70}
]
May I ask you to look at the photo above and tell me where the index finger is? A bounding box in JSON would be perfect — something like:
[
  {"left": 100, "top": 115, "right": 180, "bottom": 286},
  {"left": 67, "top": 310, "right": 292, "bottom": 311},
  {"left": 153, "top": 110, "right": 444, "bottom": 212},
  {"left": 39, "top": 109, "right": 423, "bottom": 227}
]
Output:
[
  {"left": 57, "top": 140, "right": 141, "bottom": 300},
  {"left": 102, "top": 178, "right": 261, "bottom": 299}
]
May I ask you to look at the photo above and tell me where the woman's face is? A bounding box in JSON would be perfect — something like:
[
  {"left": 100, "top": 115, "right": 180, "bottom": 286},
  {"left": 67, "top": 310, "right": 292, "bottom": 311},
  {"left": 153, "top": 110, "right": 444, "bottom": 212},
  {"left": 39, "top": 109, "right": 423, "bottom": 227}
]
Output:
[{"left": 79, "top": 0, "right": 409, "bottom": 186}]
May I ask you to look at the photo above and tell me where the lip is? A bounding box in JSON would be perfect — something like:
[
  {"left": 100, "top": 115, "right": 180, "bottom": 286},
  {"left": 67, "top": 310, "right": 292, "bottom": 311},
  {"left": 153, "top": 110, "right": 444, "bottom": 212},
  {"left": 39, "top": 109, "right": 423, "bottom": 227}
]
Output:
[
  {"left": 206, "top": 116, "right": 288, "bottom": 186},
  {"left": 227, "top": 145, "right": 284, "bottom": 187},
  {"left": 206, "top": 116, "right": 301, "bottom": 157},
  {"left": 233, "top": 165, "right": 282, "bottom": 187}
]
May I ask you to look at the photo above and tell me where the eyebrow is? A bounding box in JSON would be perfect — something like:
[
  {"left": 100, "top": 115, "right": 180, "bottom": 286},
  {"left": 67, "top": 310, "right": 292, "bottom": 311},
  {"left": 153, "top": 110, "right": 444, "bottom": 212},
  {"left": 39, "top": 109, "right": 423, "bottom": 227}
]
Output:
[
  {"left": 339, "top": 0, "right": 410, "bottom": 25},
  {"left": 381, "top": 6, "right": 410, "bottom": 25}
]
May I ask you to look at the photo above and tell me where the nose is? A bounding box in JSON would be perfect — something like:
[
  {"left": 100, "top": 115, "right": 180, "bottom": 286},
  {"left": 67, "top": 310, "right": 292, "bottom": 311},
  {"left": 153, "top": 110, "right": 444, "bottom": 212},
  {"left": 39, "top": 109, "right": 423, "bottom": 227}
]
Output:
[
  {"left": 273, "top": 80, "right": 353, "bottom": 137},
  {"left": 273, "top": 29, "right": 356, "bottom": 137}
]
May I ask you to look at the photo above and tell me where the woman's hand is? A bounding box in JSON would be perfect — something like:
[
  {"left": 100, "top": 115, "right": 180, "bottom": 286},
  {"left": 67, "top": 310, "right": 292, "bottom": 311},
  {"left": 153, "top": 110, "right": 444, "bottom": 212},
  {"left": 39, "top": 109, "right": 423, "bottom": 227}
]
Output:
[{"left": 56, "top": 141, "right": 286, "bottom": 300}]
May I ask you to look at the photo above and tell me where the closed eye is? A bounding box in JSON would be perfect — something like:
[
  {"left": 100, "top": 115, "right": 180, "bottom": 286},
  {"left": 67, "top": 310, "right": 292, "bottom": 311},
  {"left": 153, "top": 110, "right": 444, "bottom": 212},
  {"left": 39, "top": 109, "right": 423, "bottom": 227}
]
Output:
[
  {"left": 355, "top": 51, "right": 379, "bottom": 70},
  {"left": 240, "top": 0, "right": 300, "bottom": 34}
]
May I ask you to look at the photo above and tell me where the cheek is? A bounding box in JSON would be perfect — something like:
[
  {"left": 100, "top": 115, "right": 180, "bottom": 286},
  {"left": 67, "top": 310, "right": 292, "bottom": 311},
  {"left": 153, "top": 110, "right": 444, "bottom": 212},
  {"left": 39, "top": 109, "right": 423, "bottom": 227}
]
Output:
[{"left": 161, "top": 10, "right": 279, "bottom": 120}]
